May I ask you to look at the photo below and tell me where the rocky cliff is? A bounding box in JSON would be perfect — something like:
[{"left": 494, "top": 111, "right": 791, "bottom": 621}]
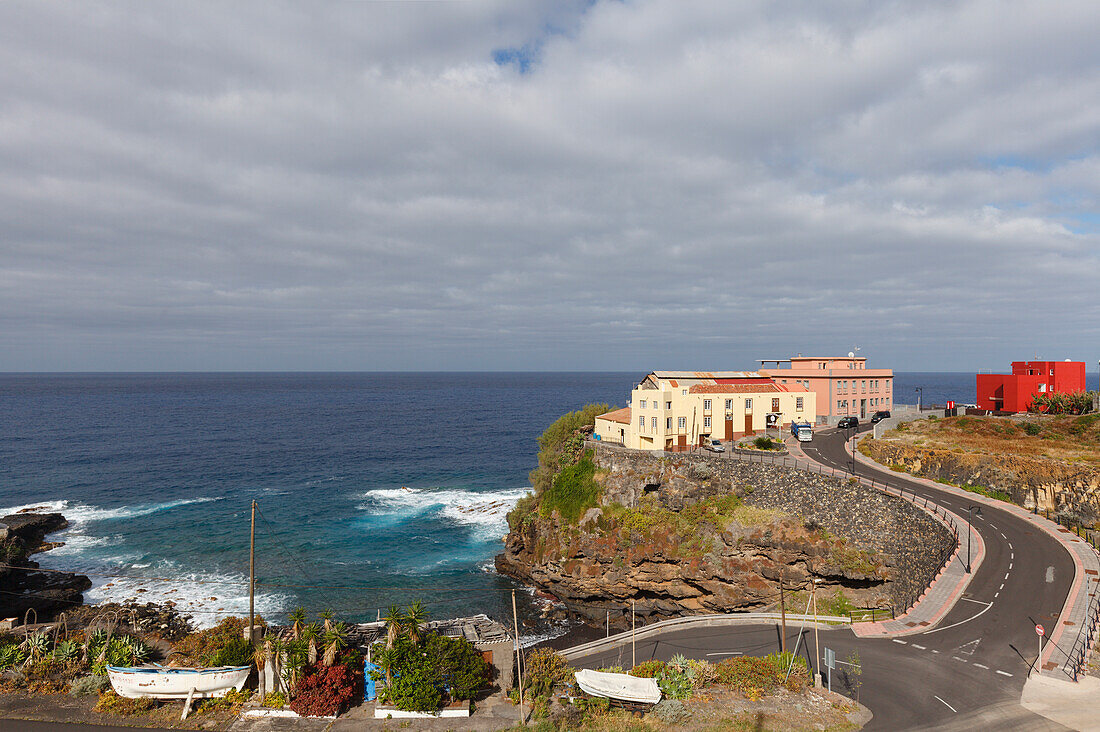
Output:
[
  {"left": 497, "top": 444, "right": 952, "bottom": 627},
  {"left": 864, "top": 439, "right": 1100, "bottom": 521},
  {"left": 0, "top": 511, "right": 92, "bottom": 621}
]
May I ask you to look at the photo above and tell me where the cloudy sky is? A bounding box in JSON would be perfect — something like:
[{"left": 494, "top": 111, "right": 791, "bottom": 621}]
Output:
[{"left": 2, "top": 1, "right": 1098, "bottom": 372}]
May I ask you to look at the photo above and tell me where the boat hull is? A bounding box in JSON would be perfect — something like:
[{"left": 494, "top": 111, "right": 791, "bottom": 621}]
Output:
[
  {"left": 107, "top": 665, "right": 250, "bottom": 699},
  {"left": 575, "top": 669, "right": 661, "bottom": 705}
]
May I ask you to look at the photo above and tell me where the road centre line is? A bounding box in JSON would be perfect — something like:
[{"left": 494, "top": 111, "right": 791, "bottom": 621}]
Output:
[
  {"left": 999, "top": 583, "right": 1004, "bottom": 590},
  {"left": 1009, "top": 562, "right": 1013, "bottom": 569},
  {"left": 911, "top": 644, "right": 926, "bottom": 650},
  {"left": 892, "top": 639, "right": 907, "bottom": 644},
  {"left": 973, "top": 663, "right": 989, "bottom": 669},
  {"left": 931, "top": 650, "right": 940, "bottom": 654},
  {"left": 953, "top": 656, "right": 968, "bottom": 662},
  {"left": 1011, "top": 552, "right": 1014, "bottom": 559},
  {"left": 1005, "top": 573, "right": 1010, "bottom": 580},
  {"left": 934, "top": 696, "right": 958, "bottom": 713},
  {"left": 994, "top": 592, "right": 999, "bottom": 598},
  {"left": 1000, "top": 532, "right": 1006, "bottom": 539},
  {"left": 996, "top": 670, "right": 1013, "bottom": 677}
]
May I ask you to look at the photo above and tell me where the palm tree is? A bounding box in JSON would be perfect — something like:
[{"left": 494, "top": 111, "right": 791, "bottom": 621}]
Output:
[
  {"left": 289, "top": 608, "right": 307, "bottom": 640},
  {"left": 374, "top": 645, "right": 396, "bottom": 688},
  {"left": 382, "top": 605, "right": 404, "bottom": 649},
  {"left": 254, "top": 641, "right": 269, "bottom": 697},
  {"left": 319, "top": 610, "right": 333, "bottom": 634},
  {"left": 404, "top": 601, "right": 427, "bottom": 647},
  {"left": 322, "top": 622, "right": 347, "bottom": 667}
]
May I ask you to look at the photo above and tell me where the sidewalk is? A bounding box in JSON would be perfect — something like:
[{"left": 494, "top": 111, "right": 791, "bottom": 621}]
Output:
[{"left": 843, "top": 433, "right": 1100, "bottom": 683}]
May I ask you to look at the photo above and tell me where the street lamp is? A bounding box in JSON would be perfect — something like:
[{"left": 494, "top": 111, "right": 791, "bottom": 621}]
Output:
[
  {"left": 849, "top": 424, "right": 857, "bottom": 476},
  {"left": 966, "top": 504, "right": 983, "bottom": 573},
  {"left": 915, "top": 387, "right": 924, "bottom": 412}
]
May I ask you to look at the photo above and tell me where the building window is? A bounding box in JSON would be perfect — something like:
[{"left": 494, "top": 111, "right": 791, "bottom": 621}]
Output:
[
  {"left": 704, "top": 399, "right": 712, "bottom": 410},
  {"left": 666, "top": 401, "right": 672, "bottom": 410},
  {"left": 651, "top": 416, "right": 657, "bottom": 430},
  {"left": 682, "top": 389, "right": 687, "bottom": 396},
  {"left": 704, "top": 416, "right": 711, "bottom": 429},
  {"left": 639, "top": 415, "right": 645, "bottom": 430},
  {"left": 772, "top": 397, "right": 780, "bottom": 411},
  {"left": 666, "top": 417, "right": 672, "bottom": 430},
  {"left": 837, "top": 400, "right": 843, "bottom": 411},
  {"left": 725, "top": 399, "right": 732, "bottom": 410},
  {"left": 678, "top": 416, "right": 686, "bottom": 429},
  {"left": 745, "top": 398, "right": 752, "bottom": 409},
  {"left": 640, "top": 400, "right": 647, "bottom": 409},
  {"left": 796, "top": 397, "right": 804, "bottom": 411}
]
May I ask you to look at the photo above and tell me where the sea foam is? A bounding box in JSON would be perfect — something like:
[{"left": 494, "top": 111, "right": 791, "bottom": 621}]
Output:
[{"left": 356, "top": 486, "right": 530, "bottom": 539}]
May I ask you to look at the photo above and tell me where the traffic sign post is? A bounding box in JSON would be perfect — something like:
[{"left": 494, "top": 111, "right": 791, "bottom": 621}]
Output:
[
  {"left": 1035, "top": 624, "right": 1045, "bottom": 675},
  {"left": 824, "top": 647, "right": 835, "bottom": 692}
]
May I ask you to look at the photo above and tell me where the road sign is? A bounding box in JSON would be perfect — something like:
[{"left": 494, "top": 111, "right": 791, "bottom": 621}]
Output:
[
  {"left": 824, "top": 648, "right": 835, "bottom": 668},
  {"left": 947, "top": 400, "right": 956, "bottom": 409},
  {"left": 1036, "top": 624, "right": 1045, "bottom": 636}
]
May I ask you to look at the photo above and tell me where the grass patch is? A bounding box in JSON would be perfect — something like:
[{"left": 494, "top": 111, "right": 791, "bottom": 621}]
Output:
[{"left": 538, "top": 450, "right": 601, "bottom": 523}]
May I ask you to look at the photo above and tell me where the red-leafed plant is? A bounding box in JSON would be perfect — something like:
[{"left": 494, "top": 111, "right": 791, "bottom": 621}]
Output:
[{"left": 289, "top": 663, "right": 362, "bottom": 717}]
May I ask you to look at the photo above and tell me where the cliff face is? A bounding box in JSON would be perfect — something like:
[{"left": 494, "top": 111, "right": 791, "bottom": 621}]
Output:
[
  {"left": 497, "top": 445, "right": 950, "bottom": 627},
  {"left": 864, "top": 439, "right": 1100, "bottom": 521}
]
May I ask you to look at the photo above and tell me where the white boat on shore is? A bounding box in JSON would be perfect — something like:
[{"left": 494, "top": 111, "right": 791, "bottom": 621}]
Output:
[
  {"left": 107, "top": 665, "right": 250, "bottom": 699},
  {"left": 574, "top": 669, "right": 661, "bottom": 705}
]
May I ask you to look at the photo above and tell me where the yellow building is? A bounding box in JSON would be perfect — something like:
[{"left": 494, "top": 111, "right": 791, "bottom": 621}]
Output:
[{"left": 594, "top": 371, "right": 815, "bottom": 451}]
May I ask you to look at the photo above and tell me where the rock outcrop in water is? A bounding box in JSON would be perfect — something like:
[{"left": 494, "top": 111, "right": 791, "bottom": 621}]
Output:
[
  {"left": 497, "top": 443, "right": 950, "bottom": 627},
  {"left": 0, "top": 510, "right": 91, "bottom": 621}
]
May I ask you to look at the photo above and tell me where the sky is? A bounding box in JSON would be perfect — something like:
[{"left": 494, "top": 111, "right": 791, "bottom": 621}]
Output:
[{"left": 2, "top": 0, "right": 1099, "bottom": 373}]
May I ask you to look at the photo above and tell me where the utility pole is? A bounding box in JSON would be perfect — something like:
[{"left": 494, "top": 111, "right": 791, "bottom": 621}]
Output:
[
  {"left": 779, "top": 577, "right": 787, "bottom": 654},
  {"left": 249, "top": 499, "right": 256, "bottom": 644},
  {"left": 512, "top": 590, "right": 524, "bottom": 723},
  {"left": 813, "top": 580, "right": 822, "bottom": 687},
  {"left": 631, "top": 601, "right": 636, "bottom": 668}
]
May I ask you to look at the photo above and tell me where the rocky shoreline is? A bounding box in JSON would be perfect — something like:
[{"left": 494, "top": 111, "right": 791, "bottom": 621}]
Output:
[{"left": 0, "top": 510, "right": 91, "bottom": 622}]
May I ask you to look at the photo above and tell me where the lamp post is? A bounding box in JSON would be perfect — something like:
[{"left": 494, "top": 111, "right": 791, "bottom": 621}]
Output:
[
  {"left": 966, "top": 504, "right": 982, "bottom": 573},
  {"left": 849, "top": 424, "right": 856, "bottom": 476},
  {"left": 915, "top": 387, "right": 924, "bottom": 412}
]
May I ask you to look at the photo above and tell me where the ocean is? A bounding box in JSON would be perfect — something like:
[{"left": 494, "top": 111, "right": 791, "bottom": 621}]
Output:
[{"left": 0, "top": 371, "right": 1093, "bottom": 636}]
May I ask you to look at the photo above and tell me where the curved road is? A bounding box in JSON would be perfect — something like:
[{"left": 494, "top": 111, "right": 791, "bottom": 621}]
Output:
[{"left": 571, "top": 426, "right": 1078, "bottom": 730}]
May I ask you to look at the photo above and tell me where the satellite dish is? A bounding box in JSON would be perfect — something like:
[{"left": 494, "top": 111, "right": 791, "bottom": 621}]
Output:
[{"left": 848, "top": 351, "right": 855, "bottom": 357}]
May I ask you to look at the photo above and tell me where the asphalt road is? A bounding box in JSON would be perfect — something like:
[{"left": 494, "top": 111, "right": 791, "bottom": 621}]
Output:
[{"left": 571, "top": 426, "right": 1078, "bottom": 730}]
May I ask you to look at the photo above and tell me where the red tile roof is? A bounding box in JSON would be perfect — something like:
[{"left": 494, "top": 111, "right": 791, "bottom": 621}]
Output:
[{"left": 596, "top": 407, "right": 632, "bottom": 424}]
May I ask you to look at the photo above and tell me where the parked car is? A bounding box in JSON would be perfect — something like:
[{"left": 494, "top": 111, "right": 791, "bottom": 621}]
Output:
[
  {"left": 837, "top": 416, "right": 859, "bottom": 429},
  {"left": 870, "top": 410, "right": 891, "bottom": 423},
  {"left": 705, "top": 439, "right": 725, "bottom": 452}
]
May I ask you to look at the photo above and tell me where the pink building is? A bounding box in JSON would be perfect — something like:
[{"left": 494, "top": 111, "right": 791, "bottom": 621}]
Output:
[{"left": 759, "top": 355, "right": 894, "bottom": 422}]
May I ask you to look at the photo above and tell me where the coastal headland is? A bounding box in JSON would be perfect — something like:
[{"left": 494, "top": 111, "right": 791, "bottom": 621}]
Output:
[
  {"left": 496, "top": 408, "right": 954, "bottom": 628},
  {"left": 0, "top": 511, "right": 90, "bottom": 622}
]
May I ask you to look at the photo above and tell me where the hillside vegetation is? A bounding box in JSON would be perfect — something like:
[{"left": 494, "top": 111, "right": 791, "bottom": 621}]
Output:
[{"left": 877, "top": 414, "right": 1100, "bottom": 464}]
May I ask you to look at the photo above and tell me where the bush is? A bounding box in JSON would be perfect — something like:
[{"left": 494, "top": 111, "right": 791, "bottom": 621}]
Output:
[
  {"left": 715, "top": 652, "right": 809, "bottom": 696},
  {"left": 386, "top": 665, "right": 442, "bottom": 713},
  {"left": 94, "top": 690, "right": 158, "bottom": 715},
  {"left": 524, "top": 648, "right": 573, "bottom": 697},
  {"left": 69, "top": 675, "right": 108, "bottom": 696},
  {"left": 629, "top": 660, "right": 665, "bottom": 678},
  {"left": 262, "top": 691, "right": 287, "bottom": 708},
  {"left": 538, "top": 451, "right": 601, "bottom": 523},
  {"left": 290, "top": 664, "right": 360, "bottom": 717},
  {"left": 172, "top": 616, "right": 261, "bottom": 667},
  {"left": 212, "top": 636, "right": 254, "bottom": 667},
  {"left": 1024, "top": 422, "right": 1042, "bottom": 436},
  {"left": 753, "top": 436, "right": 777, "bottom": 450},
  {"left": 434, "top": 634, "right": 490, "bottom": 701}
]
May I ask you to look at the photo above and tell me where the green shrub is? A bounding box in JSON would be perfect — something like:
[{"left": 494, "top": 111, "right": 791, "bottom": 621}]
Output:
[
  {"left": 261, "top": 691, "right": 286, "bottom": 708},
  {"left": 524, "top": 648, "right": 572, "bottom": 697},
  {"left": 69, "top": 675, "right": 108, "bottom": 696},
  {"left": 753, "top": 436, "right": 778, "bottom": 450},
  {"left": 715, "top": 652, "right": 808, "bottom": 696},
  {"left": 94, "top": 690, "right": 158, "bottom": 715},
  {"left": 212, "top": 636, "right": 253, "bottom": 667},
  {"left": 538, "top": 451, "right": 601, "bottom": 523},
  {"left": 387, "top": 665, "right": 442, "bottom": 712},
  {"left": 1024, "top": 422, "right": 1041, "bottom": 435}
]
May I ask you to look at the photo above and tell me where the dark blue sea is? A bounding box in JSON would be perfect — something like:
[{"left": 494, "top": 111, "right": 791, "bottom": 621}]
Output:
[{"left": 1, "top": 372, "right": 1093, "bottom": 635}]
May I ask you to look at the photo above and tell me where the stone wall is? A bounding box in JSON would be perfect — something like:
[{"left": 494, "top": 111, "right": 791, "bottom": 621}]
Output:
[{"left": 592, "top": 445, "right": 955, "bottom": 612}]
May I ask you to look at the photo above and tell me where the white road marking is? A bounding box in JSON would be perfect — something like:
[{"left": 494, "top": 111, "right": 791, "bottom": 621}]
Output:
[
  {"left": 1046, "top": 566, "right": 1055, "bottom": 583},
  {"left": 974, "top": 663, "right": 989, "bottom": 669},
  {"left": 999, "top": 583, "right": 1004, "bottom": 590},
  {"left": 1000, "top": 532, "right": 1006, "bottom": 539},
  {"left": 911, "top": 644, "right": 926, "bottom": 650},
  {"left": 924, "top": 600, "right": 995, "bottom": 635},
  {"left": 1009, "top": 562, "right": 1013, "bottom": 569},
  {"left": 892, "top": 639, "right": 907, "bottom": 644},
  {"left": 1010, "top": 552, "right": 1014, "bottom": 559},
  {"left": 994, "top": 592, "right": 999, "bottom": 598},
  {"left": 996, "top": 670, "right": 1013, "bottom": 677},
  {"left": 705, "top": 652, "right": 743, "bottom": 657},
  {"left": 953, "top": 656, "right": 968, "bottom": 662},
  {"left": 989, "top": 524, "right": 998, "bottom": 530},
  {"left": 931, "top": 650, "right": 940, "bottom": 654},
  {"left": 957, "top": 639, "right": 980, "bottom": 656},
  {"left": 934, "top": 696, "right": 958, "bottom": 713},
  {"left": 1005, "top": 573, "right": 1010, "bottom": 580}
]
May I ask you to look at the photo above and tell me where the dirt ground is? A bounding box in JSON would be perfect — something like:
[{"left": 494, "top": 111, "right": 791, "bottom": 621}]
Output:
[{"left": 0, "top": 690, "right": 245, "bottom": 730}]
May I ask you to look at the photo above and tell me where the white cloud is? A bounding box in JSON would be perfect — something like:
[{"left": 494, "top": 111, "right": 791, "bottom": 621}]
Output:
[{"left": 0, "top": 0, "right": 1098, "bottom": 371}]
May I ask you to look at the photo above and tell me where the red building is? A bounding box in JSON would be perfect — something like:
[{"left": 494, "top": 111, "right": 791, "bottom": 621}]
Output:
[{"left": 976, "top": 360, "right": 1087, "bottom": 412}]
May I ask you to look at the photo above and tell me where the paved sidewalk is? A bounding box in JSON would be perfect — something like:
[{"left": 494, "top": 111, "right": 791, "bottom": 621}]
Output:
[
  {"left": 1022, "top": 673, "right": 1100, "bottom": 731},
  {"left": 845, "top": 433, "right": 1100, "bottom": 683}
]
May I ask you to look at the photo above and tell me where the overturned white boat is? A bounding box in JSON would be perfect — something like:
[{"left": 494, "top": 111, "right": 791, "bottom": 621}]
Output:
[
  {"left": 575, "top": 669, "right": 661, "bottom": 705},
  {"left": 107, "top": 665, "right": 250, "bottom": 699}
]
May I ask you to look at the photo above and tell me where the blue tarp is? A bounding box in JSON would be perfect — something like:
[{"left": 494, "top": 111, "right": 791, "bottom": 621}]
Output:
[{"left": 364, "top": 662, "right": 379, "bottom": 701}]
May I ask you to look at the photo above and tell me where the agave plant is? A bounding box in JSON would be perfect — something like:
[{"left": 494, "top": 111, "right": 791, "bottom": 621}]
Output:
[
  {"left": 52, "top": 639, "right": 81, "bottom": 664},
  {"left": 21, "top": 632, "right": 51, "bottom": 665},
  {"left": 319, "top": 610, "right": 333, "bottom": 634},
  {"left": 0, "top": 643, "right": 26, "bottom": 670},
  {"left": 124, "top": 636, "right": 152, "bottom": 664},
  {"left": 83, "top": 629, "right": 108, "bottom": 662}
]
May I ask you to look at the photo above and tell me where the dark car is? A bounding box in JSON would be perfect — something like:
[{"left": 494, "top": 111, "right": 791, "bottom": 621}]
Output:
[
  {"left": 837, "top": 416, "right": 859, "bottom": 429},
  {"left": 870, "top": 410, "right": 891, "bottom": 423}
]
